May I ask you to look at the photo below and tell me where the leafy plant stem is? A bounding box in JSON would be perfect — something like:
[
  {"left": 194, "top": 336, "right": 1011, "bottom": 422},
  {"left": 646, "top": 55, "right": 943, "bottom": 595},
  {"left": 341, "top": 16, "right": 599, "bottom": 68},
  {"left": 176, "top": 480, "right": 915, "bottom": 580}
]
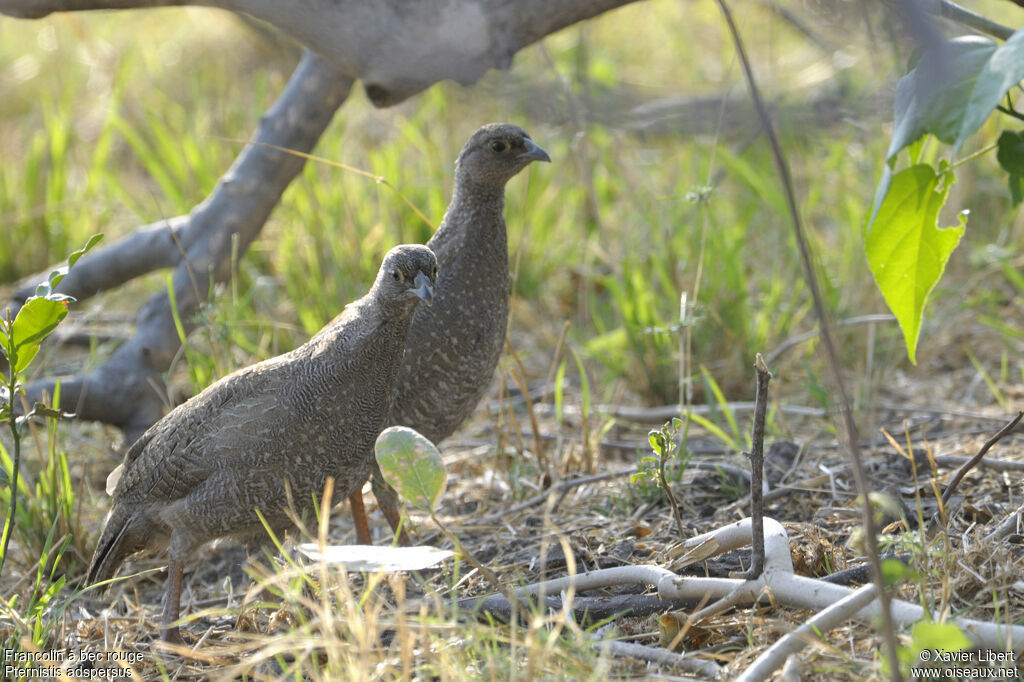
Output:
[
  {"left": 0, "top": 312, "right": 20, "bottom": 580},
  {"left": 711, "top": 0, "right": 903, "bottom": 677},
  {"left": 950, "top": 141, "right": 998, "bottom": 170},
  {"left": 995, "top": 105, "right": 1024, "bottom": 123}
]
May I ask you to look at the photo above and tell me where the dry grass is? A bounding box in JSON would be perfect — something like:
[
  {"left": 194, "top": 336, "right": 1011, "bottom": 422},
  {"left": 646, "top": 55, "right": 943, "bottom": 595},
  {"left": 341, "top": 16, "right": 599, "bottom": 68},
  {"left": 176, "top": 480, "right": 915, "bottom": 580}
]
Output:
[{"left": 7, "top": 330, "right": 1016, "bottom": 680}]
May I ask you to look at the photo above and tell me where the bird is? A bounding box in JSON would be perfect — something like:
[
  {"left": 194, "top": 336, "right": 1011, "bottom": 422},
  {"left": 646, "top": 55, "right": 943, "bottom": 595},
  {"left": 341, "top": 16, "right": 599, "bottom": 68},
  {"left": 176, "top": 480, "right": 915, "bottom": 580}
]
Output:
[
  {"left": 348, "top": 123, "right": 550, "bottom": 544},
  {"left": 87, "top": 244, "right": 438, "bottom": 644}
]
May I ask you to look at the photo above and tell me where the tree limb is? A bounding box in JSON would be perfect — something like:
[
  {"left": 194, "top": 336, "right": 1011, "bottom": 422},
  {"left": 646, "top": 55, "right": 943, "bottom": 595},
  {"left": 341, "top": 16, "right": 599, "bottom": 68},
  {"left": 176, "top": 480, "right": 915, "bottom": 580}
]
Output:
[
  {"left": 0, "top": 0, "right": 641, "bottom": 106},
  {"left": 19, "top": 50, "right": 353, "bottom": 439}
]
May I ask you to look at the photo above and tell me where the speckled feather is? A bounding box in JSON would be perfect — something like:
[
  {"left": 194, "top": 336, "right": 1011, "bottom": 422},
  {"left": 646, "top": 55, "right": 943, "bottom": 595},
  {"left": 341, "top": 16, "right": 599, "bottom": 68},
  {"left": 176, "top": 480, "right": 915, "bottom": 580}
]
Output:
[
  {"left": 390, "top": 123, "right": 548, "bottom": 442},
  {"left": 87, "top": 244, "right": 437, "bottom": 585}
]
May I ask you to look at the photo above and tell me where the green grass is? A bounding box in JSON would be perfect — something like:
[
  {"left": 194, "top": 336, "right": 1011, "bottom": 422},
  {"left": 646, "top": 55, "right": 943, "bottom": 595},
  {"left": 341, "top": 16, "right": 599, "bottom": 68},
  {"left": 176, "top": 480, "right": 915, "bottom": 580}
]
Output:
[{"left": 2, "top": 0, "right": 1023, "bottom": 677}]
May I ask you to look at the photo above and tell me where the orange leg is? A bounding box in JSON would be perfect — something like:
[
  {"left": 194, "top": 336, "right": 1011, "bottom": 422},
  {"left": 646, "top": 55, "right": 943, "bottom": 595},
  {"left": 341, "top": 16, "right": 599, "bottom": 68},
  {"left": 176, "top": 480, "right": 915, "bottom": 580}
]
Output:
[
  {"left": 350, "top": 488, "right": 373, "bottom": 545},
  {"left": 161, "top": 554, "right": 186, "bottom": 644}
]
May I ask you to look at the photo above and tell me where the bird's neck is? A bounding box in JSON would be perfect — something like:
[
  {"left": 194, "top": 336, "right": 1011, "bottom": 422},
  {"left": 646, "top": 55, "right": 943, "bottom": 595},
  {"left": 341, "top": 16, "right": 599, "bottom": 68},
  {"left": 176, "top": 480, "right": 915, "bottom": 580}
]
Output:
[{"left": 435, "top": 183, "right": 507, "bottom": 245}]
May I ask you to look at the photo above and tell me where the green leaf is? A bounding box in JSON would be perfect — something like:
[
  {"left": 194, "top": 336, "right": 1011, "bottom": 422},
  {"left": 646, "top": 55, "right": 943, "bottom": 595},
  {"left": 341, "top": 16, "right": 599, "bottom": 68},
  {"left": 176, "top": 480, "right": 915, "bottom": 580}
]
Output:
[
  {"left": 68, "top": 233, "right": 103, "bottom": 269},
  {"left": 1009, "top": 173, "right": 1024, "bottom": 206},
  {"left": 910, "top": 621, "right": 972, "bottom": 654},
  {"left": 880, "top": 557, "right": 919, "bottom": 586},
  {"left": 999, "top": 131, "right": 1024, "bottom": 206},
  {"left": 648, "top": 431, "right": 664, "bottom": 456},
  {"left": 0, "top": 325, "right": 10, "bottom": 361},
  {"left": 866, "top": 164, "right": 965, "bottom": 364},
  {"left": 888, "top": 37, "right": 996, "bottom": 162},
  {"left": 996, "top": 130, "right": 1024, "bottom": 175},
  {"left": 375, "top": 426, "right": 446, "bottom": 512},
  {"left": 870, "top": 37, "right": 997, "bottom": 229},
  {"left": 10, "top": 298, "right": 68, "bottom": 373},
  {"left": 953, "top": 27, "right": 1024, "bottom": 154},
  {"left": 44, "top": 233, "right": 103, "bottom": 291}
]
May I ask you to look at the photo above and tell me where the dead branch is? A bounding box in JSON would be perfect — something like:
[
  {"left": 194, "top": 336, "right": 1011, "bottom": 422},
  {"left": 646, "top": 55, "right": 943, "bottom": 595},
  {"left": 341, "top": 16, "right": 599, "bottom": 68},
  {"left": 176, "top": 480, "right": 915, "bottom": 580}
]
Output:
[
  {"left": 745, "top": 353, "right": 771, "bottom": 579},
  {"left": 0, "top": 0, "right": 641, "bottom": 106},
  {"left": 17, "top": 50, "right": 353, "bottom": 439}
]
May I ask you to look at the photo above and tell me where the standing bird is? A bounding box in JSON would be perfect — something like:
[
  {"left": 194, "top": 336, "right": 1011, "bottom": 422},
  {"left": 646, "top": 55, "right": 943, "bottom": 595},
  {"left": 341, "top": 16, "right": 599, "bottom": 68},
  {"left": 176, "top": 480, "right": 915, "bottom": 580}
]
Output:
[
  {"left": 349, "top": 123, "right": 550, "bottom": 543},
  {"left": 87, "top": 244, "right": 438, "bottom": 643}
]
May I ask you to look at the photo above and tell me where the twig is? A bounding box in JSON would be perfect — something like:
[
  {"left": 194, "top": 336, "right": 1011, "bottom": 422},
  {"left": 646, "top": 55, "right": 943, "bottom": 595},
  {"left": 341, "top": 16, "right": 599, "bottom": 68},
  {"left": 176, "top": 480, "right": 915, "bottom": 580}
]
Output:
[
  {"left": 576, "top": 402, "right": 825, "bottom": 423},
  {"left": 941, "top": 411, "right": 1023, "bottom": 507},
  {"left": 930, "top": 455, "right": 1024, "bottom": 472},
  {"left": 935, "top": 0, "right": 1015, "bottom": 40},
  {"left": 461, "top": 593, "right": 698, "bottom": 623},
  {"left": 602, "top": 640, "right": 720, "bottom": 677},
  {"left": 472, "top": 517, "right": 1024, "bottom": 650},
  {"left": 877, "top": 403, "right": 1022, "bottom": 422},
  {"left": 764, "top": 314, "right": 895, "bottom": 365},
  {"left": 710, "top": 0, "right": 902, "bottom": 674},
  {"left": 471, "top": 459, "right": 762, "bottom": 526},
  {"left": 984, "top": 500, "right": 1024, "bottom": 543},
  {"left": 745, "top": 354, "right": 771, "bottom": 579}
]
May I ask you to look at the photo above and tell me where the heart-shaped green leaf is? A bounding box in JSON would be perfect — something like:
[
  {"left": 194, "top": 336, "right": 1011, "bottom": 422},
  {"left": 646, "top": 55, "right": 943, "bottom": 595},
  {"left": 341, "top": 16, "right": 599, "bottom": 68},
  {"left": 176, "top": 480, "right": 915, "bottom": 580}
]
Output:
[{"left": 866, "top": 164, "right": 965, "bottom": 364}]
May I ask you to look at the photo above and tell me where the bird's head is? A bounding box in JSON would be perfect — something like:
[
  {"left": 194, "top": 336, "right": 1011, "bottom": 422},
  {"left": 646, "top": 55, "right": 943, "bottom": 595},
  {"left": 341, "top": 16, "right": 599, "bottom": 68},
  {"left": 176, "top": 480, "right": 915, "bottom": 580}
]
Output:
[
  {"left": 377, "top": 244, "right": 438, "bottom": 308},
  {"left": 454, "top": 123, "right": 551, "bottom": 189}
]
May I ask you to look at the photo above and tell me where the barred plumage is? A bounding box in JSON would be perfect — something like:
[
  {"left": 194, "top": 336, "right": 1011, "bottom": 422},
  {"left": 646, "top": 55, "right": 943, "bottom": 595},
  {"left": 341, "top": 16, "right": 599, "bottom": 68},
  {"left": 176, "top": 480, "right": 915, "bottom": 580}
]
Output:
[{"left": 87, "top": 244, "right": 437, "bottom": 643}]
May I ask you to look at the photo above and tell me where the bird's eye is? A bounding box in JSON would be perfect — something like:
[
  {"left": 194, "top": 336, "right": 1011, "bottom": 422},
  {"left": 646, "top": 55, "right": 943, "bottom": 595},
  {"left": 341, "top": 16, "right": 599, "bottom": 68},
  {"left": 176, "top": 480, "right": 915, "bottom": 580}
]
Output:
[
  {"left": 391, "top": 269, "right": 401, "bottom": 282},
  {"left": 490, "top": 139, "right": 509, "bottom": 153}
]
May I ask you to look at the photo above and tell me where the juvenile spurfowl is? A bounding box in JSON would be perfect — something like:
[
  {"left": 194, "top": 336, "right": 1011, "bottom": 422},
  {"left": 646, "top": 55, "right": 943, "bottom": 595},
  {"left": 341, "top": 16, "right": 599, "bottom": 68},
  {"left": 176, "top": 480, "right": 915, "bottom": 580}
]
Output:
[
  {"left": 88, "top": 244, "right": 437, "bottom": 643},
  {"left": 350, "top": 123, "right": 550, "bottom": 543}
]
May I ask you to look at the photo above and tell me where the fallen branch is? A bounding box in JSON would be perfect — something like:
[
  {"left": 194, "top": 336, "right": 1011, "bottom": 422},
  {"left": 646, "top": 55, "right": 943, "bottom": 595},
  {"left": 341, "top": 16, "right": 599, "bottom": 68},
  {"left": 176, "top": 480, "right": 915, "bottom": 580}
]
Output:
[
  {"left": 735, "top": 582, "right": 880, "bottom": 682},
  {"left": 470, "top": 518, "right": 1024, "bottom": 652},
  {"left": 14, "top": 50, "right": 353, "bottom": 440},
  {"left": 985, "top": 500, "right": 1024, "bottom": 543},
  {"left": 601, "top": 639, "right": 720, "bottom": 677}
]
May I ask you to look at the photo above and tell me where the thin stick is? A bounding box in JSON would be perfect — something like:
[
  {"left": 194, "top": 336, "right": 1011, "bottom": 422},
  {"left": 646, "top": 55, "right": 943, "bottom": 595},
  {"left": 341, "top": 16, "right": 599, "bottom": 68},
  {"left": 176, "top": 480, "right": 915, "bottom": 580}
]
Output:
[
  {"left": 709, "top": 0, "right": 902, "bottom": 675},
  {"left": 984, "top": 500, "right": 1024, "bottom": 543},
  {"left": 745, "top": 354, "right": 771, "bottom": 579},
  {"left": 937, "top": 0, "right": 1014, "bottom": 40}
]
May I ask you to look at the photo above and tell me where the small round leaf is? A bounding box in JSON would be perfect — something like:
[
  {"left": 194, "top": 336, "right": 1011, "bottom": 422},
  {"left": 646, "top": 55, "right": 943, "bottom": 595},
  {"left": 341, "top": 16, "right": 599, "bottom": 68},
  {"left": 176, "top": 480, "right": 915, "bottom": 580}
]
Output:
[{"left": 375, "top": 426, "right": 446, "bottom": 512}]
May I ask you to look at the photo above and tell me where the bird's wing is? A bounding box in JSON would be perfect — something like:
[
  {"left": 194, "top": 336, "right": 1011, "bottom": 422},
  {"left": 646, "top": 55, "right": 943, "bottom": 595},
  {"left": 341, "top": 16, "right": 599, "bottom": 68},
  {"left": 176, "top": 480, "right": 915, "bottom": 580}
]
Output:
[{"left": 112, "top": 353, "right": 299, "bottom": 505}]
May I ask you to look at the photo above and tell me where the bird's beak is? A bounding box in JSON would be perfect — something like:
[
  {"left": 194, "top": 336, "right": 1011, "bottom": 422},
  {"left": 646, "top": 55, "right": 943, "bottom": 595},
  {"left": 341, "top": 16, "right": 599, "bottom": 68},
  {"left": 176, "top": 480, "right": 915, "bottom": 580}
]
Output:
[
  {"left": 519, "top": 139, "right": 551, "bottom": 163},
  {"left": 411, "top": 270, "right": 434, "bottom": 306}
]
